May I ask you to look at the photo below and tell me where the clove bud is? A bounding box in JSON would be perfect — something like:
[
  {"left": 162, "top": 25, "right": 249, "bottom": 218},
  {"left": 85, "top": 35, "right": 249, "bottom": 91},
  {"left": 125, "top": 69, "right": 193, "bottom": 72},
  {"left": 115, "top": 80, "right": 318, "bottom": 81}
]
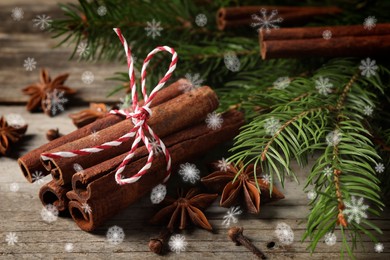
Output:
[
  {"left": 148, "top": 227, "right": 172, "bottom": 255},
  {"left": 46, "top": 128, "right": 62, "bottom": 141},
  {"left": 228, "top": 226, "right": 267, "bottom": 259}
]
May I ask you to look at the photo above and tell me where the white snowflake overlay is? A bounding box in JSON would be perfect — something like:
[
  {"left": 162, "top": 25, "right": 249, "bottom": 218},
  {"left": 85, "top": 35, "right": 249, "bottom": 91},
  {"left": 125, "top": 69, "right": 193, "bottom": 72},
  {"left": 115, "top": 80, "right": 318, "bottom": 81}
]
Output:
[
  {"left": 90, "top": 130, "right": 100, "bottom": 142},
  {"left": 275, "top": 222, "right": 294, "bottom": 245},
  {"left": 44, "top": 89, "right": 68, "bottom": 116},
  {"left": 375, "top": 243, "right": 384, "bottom": 253},
  {"left": 73, "top": 163, "right": 84, "bottom": 173},
  {"left": 82, "top": 71, "right": 94, "bottom": 85},
  {"left": 222, "top": 206, "right": 242, "bottom": 227},
  {"left": 32, "top": 171, "right": 45, "bottom": 184},
  {"left": 181, "top": 73, "right": 204, "bottom": 92},
  {"left": 32, "top": 14, "right": 52, "bottom": 30},
  {"left": 224, "top": 52, "right": 240, "bottom": 72},
  {"left": 11, "top": 7, "right": 24, "bottom": 21},
  {"left": 64, "top": 242, "right": 74, "bottom": 252},
  {"left": 81, "top": 203, "right": 92, "bottom": 214},
  {"left": 119, "top": 95, "right": 132, "bottom": 110},
  {"left": 375, "top": 162, "right": 385, "bottom": 173},
  {"left": 145, "top": 19, "right": 163, "bottom": 39},
  {"left": 148, "top": 137, "right": 162, "bottom": 154},
  {"left": 326, "top": 130, "right": 342, "bottom": 146},
  {"left": 264, "top": 117, "right": 281, "bottom": 136},
  {"left": 359, "top": 57, "right": 378, "bottom": 78},
  {"left": 251, "top": 8, "right": 283, "bottom": 33},
  {"left": 97, "top": 5, "right": 107, "bottom": 16},
  {"left": 322, "top": 30, "right": 332, "bottom": 40},
  {"left": 206, "top": 112, "right": 223, "bottom": 130},
  {"left": 178, "top": 162, "right": 200, "bottom": 184},
  {"left": 323, "top": 166, "right": 333, "bottom": 178},
  {"left": 363, "top": 105, "right": 373, "bottom": 116},
  {"left": 307, "top": 190, "right": 316, "bottom": 200},
  {"left": 169, "top": 234, "right": 188, "bottom": 254},
  {"left": 10, "top": 183, "right": 19, "bottom": 192},
  {"left": 24, "top": 57, "right": 37, "bottom": 71},
  {"left": 315, "top": 77, "right": 333, "bottom": 95},
  {"left": 150, "top": 184, "right": 167, "bottom": 204},
  {"left": 273, "top": 76, "right": 290, "bottom": 90},
  {"left": 364, "top": 16, "right": 377, "bottom": 30},
  {"left": 77, "top": 42, "right": 90, "bottom": 58},
  {"left": 5, "top": 113, "right": 26, "bottom": 128},
  {"left": 217, "top": 158, "right": 230, "bottom": 172},
  {"left": 106, "top": 225, "right": 125, "bottom": 245},
  {"left": 262, "top": 174, "right": 271, "bottom": 185},
  {"left": 5, "top": 232, "right": 18, "bottom": 246},
  {"left": 130, "top": 54, "right": 139, "bottom": 65},
  {"left": 195, "top": 14, "right": 207, "bottom": 27},
  {"left": 324, "top": 232, "right": 337, "bottom": 246},
  {"left": 343, "top": 196, "right": 369, "bottom": 224},
  {"left": 41, "top": 204, "right": 59, "bottom": 223}
]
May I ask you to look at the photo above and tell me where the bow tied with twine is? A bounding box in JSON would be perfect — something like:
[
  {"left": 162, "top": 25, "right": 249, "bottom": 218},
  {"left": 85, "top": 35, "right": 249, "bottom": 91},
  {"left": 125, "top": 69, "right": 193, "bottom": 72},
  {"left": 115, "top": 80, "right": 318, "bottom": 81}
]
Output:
[{"left": 41, "top": 27, "right": 177, "bottom": 186}]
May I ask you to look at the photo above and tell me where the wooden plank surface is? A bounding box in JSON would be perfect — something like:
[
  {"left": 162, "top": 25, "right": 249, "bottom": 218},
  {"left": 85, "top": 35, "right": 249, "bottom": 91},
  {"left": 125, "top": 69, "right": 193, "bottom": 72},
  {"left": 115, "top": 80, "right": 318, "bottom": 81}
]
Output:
[
  {"left": 0, "top": 0, "right": 389, "bottom": 259},
  {"left": 0, "top": 105, "right": 389, "bottom": 259},
  {"left": 0, "top": 0, "right": 124, "bottom": 104}
]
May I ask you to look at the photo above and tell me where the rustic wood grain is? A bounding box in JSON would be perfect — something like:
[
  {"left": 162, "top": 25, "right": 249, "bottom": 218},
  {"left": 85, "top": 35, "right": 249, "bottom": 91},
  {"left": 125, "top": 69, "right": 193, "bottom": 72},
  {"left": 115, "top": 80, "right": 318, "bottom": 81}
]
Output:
[
  {"left": 0, "top": 0, "right": 128, "bottom": 104},
  {"left": 0, "top": 0, "right": 389, "bottom": 259},
  {"left": 0, "top": 105, "right": 389, "bottom": 259}
]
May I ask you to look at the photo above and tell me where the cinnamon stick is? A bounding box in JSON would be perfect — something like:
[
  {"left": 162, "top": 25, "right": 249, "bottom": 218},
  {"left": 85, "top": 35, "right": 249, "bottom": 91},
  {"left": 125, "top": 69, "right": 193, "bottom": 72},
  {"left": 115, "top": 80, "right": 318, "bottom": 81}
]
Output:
[
  {"left": 67, "top": 110, "right": 244, "bottom": 231},
  {"left": 68, "top": 103, "right": 108, "bottom": 128},
  {"left": 217, "top": 6, "right": 341, "bottom": 30},
  {"left": 43, "top": 86, "right": 219, "bottom": 186},
  {"left": 260, "top": 23, "right": 390, "bottom": 42},
  {"left": 72, "top": 108, "right": 237, "bottom": 200},
  {"left": 261, "top": 35, "right": 390, "bottom": 59},
  {"left": 18, "top": 79, "right": 188, "bottom": 183},
  {"left": 39, "top": 180, "right": 71, "bottom": 213},
  {"left": 71, "top": 141, "right": 151, "bottom": 200}
]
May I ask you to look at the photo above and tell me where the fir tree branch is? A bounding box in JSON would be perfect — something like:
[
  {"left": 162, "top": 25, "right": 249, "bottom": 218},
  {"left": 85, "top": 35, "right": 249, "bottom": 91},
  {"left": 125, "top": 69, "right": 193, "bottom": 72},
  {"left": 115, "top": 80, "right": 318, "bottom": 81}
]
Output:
[
  {"left": 261, "top": 106, "right": 330, "bottom": 161},
  {"left": 229, "top": 59, "right": 388, "bottom": 257}
]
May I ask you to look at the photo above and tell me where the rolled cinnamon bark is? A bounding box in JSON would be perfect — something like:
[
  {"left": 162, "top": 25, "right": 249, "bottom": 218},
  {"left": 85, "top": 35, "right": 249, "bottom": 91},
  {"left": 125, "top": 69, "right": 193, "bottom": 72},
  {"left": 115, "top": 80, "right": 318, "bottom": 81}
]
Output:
[
  {"left": 68, "top": 110, "right": 244, "bottom": 231},
  {"left": 217, "top": 6, "right": 342, "bottom": 30},
  {"left": 43, "top": 86, "right": 219, "bottom": 186},
  {"left": 39, "top": 180, "right": 71, "bottom": 212},
  {"left": 68, "top": 103, "right": 108, "bottom": 128},
  {"left": 72, "top": 109, "right": 238, "bottom": 200},
  {"left": 18, "top": 79, "right": 188, "bottom": 183},
  {"left": 72, "top": 143, "right": 150, "bottom": 200},
  {"left": 261, "top": 35, "right": 390, "bottom": 59},
  {"left": 260, "top": 23, "right": 390, "bottom": 42}
]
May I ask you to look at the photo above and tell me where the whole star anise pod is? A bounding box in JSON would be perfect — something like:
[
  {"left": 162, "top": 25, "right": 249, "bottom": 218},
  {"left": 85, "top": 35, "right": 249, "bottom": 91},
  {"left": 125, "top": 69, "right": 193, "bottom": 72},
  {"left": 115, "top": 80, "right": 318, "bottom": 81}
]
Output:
[
  {"left": 150, "top": 188, "right": 218, "bottom": 231},
  {"left": 69, "top": 103, "right": 108, "bottom": 128},
  {"left": 22, "top": 68, "right": 76, "bottom": 113},
  {"left": 0, "top": 116, "right": 27, "bottom": 156},
  {"left": 201, "top": 161, "right": 284, "bottom": 214}
]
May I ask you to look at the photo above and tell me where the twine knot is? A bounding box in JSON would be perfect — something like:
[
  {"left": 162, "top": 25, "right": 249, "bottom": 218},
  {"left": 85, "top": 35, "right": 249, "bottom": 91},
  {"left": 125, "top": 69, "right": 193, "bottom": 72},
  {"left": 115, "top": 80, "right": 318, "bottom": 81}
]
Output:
[{"left": 130, "top": 106, "right": 152, "bottom": 123}]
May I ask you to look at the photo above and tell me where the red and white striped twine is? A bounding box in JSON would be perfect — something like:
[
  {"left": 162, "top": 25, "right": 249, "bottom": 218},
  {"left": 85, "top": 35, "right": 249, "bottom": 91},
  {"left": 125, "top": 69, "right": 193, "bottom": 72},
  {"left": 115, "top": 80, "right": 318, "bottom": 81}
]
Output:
[{"left": 41, "top": 28, "right": 177, "bottom": 185}]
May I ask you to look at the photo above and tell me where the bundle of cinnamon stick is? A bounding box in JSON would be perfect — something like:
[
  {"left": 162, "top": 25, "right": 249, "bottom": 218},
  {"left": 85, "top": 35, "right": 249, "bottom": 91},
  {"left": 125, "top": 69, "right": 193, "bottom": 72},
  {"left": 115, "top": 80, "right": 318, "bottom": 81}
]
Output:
[
  {"left": 259, "top": 24, "right": 390, "bottom": 59},
  {"left": 217, "top": 5, "right": 342, "bottom": 31},
  {"left": 19, "top": 79, "right": 244, "bottom": 231}
]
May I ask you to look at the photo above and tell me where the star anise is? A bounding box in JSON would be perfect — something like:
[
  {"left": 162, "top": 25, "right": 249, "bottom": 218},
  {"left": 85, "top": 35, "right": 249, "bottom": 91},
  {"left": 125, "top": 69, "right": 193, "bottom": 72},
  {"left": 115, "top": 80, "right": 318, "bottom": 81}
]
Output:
[
  {"left": 22, "top": 68, "right": 76, "bottom": 113},
  {"left": 69, "top": 103, "right": 108, "bottom": 128},
  {"left": 201, "top": 161, "right": 284, "bottom": 214},
  {"left": 0, "top": 116, "right": 27, "bottom": 156},
  {"left": 150, "top": 188, "right": 218, "bottom": 231}
]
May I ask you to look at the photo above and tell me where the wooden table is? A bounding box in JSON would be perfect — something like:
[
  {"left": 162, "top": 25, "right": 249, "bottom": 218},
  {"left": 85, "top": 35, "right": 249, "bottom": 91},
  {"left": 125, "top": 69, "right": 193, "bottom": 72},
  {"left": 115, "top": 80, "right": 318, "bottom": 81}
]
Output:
[{"left": 0, "top": 1, "right": 388, "bottom": 259}]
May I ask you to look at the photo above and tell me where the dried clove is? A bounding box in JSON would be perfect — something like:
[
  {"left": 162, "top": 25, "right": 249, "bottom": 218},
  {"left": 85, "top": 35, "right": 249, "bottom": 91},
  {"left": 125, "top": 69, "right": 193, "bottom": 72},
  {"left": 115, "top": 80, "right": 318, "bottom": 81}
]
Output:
[
  {"left": 46, "top": 128, "right": 62, "bottom": 141},
  {"left": 148, "top": 227, "right": 172, "bottom": 255},
  {"left": 228, "top": 226, "right": 267, "bottom": 259}
]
